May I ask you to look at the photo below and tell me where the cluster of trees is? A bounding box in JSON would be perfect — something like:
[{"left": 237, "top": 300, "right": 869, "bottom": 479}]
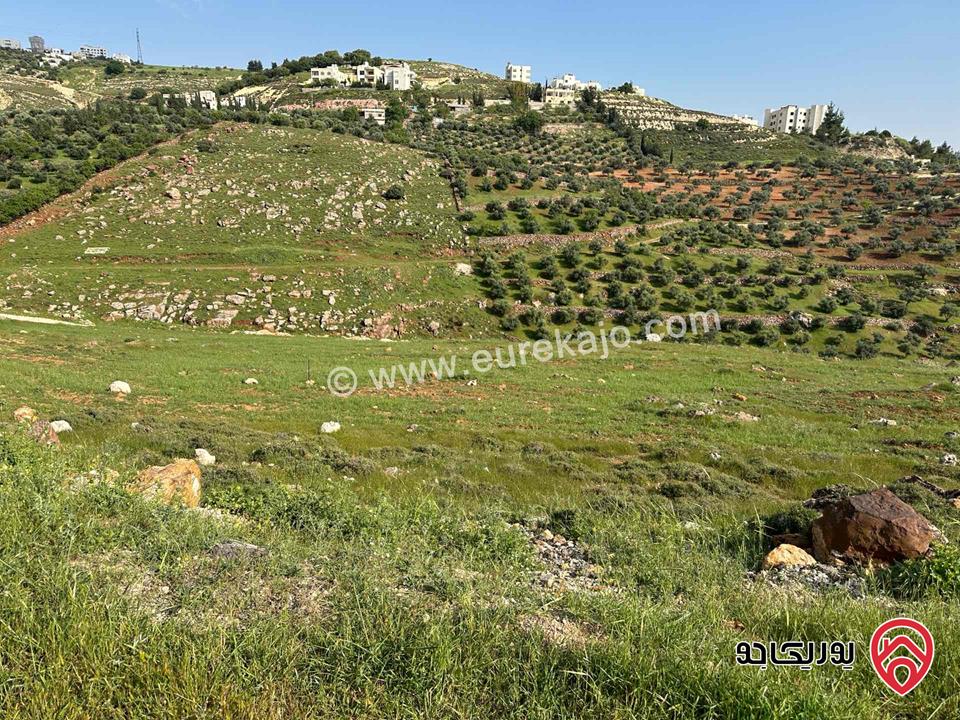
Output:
[{"left": 474, "top": 233, "right": 954, "bottom": 359}]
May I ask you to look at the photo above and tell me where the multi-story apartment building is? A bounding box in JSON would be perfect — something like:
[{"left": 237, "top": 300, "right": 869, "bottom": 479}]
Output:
[
  {"left": 310, "top": 64, "right": 349, "bottom": 85},
  {"left": 505, "top": 63, "right": 531, "bottom": 83},
  {"left": 549, "top": 73, "right": 602, "bottom": 92},
  {"left": 78, "top": 45, "right": 108, "bottom": 59},
  {"left": 381, "top": 62, "right": 417, "bottom": 91},
  {"left": 544, "top": 86, "right": 577, "bottom": 106},
  {"left": 354, "top": 62, "right": 384, "bottom": 86},
  {"left": 763, "top": 104, "right": 828, "bottom": 134},
  {"left": 0, "top": 38, "right": 21, "bottom": 50},
  {"left": 29, "top": 36, "right": 44, "bottom": 53}
]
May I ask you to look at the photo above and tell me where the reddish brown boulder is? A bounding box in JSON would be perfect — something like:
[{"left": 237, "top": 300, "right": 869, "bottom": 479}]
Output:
[{"left": 811, "top": 488, "right": 936, "bottom": 564}]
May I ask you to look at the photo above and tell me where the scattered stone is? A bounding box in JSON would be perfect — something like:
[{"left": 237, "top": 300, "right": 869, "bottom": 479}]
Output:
[
  {"left": 869, "top": 417, "right": 897, "bottom": 427},
  {"left": 803, "top": 484, "right": 858, "bottom": 511},
  {"left": 320, "top": 421, "right": 341, "bottom": 434},
  {"left": 384, "top": 466, "right": 400, "bottom": 478},
  {"left": 243, "top": 378, "right": 259, "bottom": 385},
  {"left": 50, "top": 420, "right": 73, "bottom": 434},
  {"left": 811, "top": 488, "right": 936, "bottom": 565},
  {"left": 733, "top": 411, "right": 760, "bottom": 422},
  {"left": 195, "top": 448, "right": 216, "bottom": 467},
  {"left": 645, "top": 333, "right": 662, "bottom": 342},
  {"left": 749, "top": 562, "right": 866, "bottom": 598},
  {"left": 513, "top": 520, "right": 604, "bottom": 592},
  {"left": 453, "top": 262, "right": 473, "bottom": 276},
  {"left": 130, "top": 459, "right": 202, "bottom": 508},
  {"left": 13, "top": 405, "right": 37, "bottom": 423},
  {"left": 29, "top": 420, "right": 60, "bottom": 446},
  {"left": 761, "top": 544, "right": 817, "bottom": 570},
  {"left": 208, "top": 540, "right": 267, "bottom": 561},
  {"left": 942, "top": 453, "right": 958, "bottom": 466},
  {"left": 109, "top": 380, "right": 132, "bottom": 395}
]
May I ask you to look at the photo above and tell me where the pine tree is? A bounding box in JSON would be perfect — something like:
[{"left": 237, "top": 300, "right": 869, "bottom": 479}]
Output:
[{"left": 815, "top": 103, "right": 848, "bottom": 145}]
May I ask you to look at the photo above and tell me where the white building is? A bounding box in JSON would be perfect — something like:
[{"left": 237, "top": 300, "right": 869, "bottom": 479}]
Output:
[
  {"left": 763, "top": 104, "right": 828, "bottom": 134},
  {"left": 732, "top": 114, "right": 758, "bottom": 127},
  {"left": 163, "top": 90, "right": 218, "bottom": 110},
  {"left": 42, "top": 48, "right": 74, "bottom": 67},
  {"left": 224, "top": 94, "right": 250, "bottom": 108},
  {"left": 361, "top": 107, "right": 386, "bottom": 125},
  {"left": 549, "top": 73, "right": 602, "bottom": 92},
  {"left": 354, "top": 62, "right": 383, "bottom": 86},
  {"left": 0, "top": 39, "right": 21, "bottom": 50},
  {"left": 446, "top": 100, "right": 471, "bottom": 115},
  {"left": 505, "top": 63, "right": 531, "bottom": 83},
  {"left": 381, "top": 62, "right": 417, "bottom": 91},
  {"left": 112, "top": 53, "right": 133, "bottom": 64},
  {"left": 544, "top": 86, "right": 577, "bottom": 107},
  {"left": 311, "top": 64, "right": 348, "bottom": 85},
  {"left": 78, "top": 45, "right": 108, "bottom": 59}
]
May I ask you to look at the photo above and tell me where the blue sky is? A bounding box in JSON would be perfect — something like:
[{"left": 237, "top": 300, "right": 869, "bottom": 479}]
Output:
[{"left": 4, "top": 0, "right": 959, "bottom": 147}]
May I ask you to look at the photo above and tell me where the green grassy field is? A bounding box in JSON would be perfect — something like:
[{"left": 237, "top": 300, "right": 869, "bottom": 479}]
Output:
[{"left": 1, "top": 318, "right": 958, "bottom": 718}]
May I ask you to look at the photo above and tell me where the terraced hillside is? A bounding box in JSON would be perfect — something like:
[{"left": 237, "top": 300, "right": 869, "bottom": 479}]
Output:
[
  {"left": 0, "top": 122, "right": 479, "bottom": 334},
  {"left": 409, "top": 59, "right": 512, "bottom": 99},
  {"left": 58, "top": 63, "right": 243, "bottom": 100},
  {"left": 0, "top": 71, "right": 93, "bottom": 110}
]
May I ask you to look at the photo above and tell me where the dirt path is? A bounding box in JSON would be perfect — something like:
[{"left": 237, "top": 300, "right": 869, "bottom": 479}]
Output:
[{"left": 0, "top": 313, "right": 93, "bottom": 327}]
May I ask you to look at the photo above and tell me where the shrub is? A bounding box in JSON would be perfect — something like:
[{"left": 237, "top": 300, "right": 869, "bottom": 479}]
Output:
[
  {"left": 881, "top": 544, "right": 960, "bottom": 600},
  {"left": 383, "top": 185, "right": 405, "bottom": 200}
]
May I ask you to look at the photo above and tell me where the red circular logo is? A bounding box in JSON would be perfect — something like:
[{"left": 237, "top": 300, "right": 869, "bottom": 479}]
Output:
[{"left": 869, "top": 618, "right": 935, "bottom": 696}]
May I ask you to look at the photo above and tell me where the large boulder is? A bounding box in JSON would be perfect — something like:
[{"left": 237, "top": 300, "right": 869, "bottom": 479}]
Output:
[
  {"left": 130, "top": 459, "right": 202, "bottom": 508},
  {"left": 811, "top": 488, "right": 936, "bottom": 564}
]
